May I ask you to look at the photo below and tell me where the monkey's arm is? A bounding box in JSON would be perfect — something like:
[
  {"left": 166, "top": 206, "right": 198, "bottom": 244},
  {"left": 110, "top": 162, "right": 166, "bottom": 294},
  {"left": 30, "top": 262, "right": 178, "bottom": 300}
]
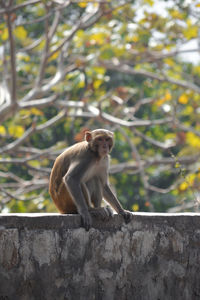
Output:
[
  {"left": 63, "top": 160, "right": 92, "bottom": 230},
  {"left": 103, "top": 184, "right": 131, "bottom": 223}
]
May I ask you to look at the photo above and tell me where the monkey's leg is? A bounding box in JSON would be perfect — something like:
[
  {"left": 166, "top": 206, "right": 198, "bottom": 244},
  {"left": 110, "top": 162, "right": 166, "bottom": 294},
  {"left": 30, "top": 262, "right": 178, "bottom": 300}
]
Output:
[
  {"left": 64, "top": 174, "right": 92, "bottom": 231},
  {"left": 103, "top": 184, "right": 131, "bottom": 223},
  {"left": 54, "top": 182, "right": 77, "bottom": 214},
  {"left": 81, "top": 183, "right": 92, "bottom": 207},
  {"left": 86, "top": 177, "right": 102, "bottom": 208},
  {"left": 81, "top": 182, "right": 111, "bottom": 219},
  {"left": 86, "top": 178, "right": 113, "bottom": 220}
]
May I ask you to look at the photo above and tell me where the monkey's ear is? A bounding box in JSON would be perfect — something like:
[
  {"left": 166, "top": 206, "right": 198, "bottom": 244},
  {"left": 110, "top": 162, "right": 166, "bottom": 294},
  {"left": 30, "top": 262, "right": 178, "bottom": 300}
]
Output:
[{"left": 85, "top": 131, "right": 92, "bottom": 142}]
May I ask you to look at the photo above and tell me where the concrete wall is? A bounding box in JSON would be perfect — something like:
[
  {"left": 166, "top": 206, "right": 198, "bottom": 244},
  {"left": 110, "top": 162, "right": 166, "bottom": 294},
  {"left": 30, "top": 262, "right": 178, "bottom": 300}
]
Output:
[{"left": 0, "top": 213, "right": 200, "bottom": 300}]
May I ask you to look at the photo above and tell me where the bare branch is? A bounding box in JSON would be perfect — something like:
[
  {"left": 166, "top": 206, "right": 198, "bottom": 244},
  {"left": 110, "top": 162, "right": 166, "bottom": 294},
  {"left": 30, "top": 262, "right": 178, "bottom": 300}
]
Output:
[
  {"left": 19, "top": 1, "right": 70, "bottom": 27},
  {"left": 47, "top": 21, "right": 82, "bottom": 60},
  {"left": 168, "top": 200, "right": 200, "bottom": 213},
  {"left": 99, "top": 60, "right": 200, "bottom": 94},
  {"left": 57, "top": 100, "right": 173, "bottom": 127},
  {"left": 133, "top": 48, "right": 200, "bottom": 63},
  {"left": 19, "top": 94, "right": 57, "bottom": 108},
  {"left": 0, "top": 171, "right": 26, "bottom": 184},
  {"left": 133, "top": 128, "right": 176, "bottom": 149},
  {"left": 0, "top": 110, "right": 66, "bottom": 154},
  {"left": 100, "top": 111, "right": 173, "bottom": 128},
  {"left": 40, "top": 64, "right": 77, "bottom": 94},
  {"left": 109, "top": 155, "right": 200, "bottom": 174},
  {"left": 0, "top": 126, "right": 35, "bottom": 154},
  {"left": 118, "top": 127, "right": 151, "bottom": 197},
  {"left": 48, "top": 5, "right": 103, "bottom": 59},
  {"left": 20, "top": 37, "right": 43, "bottom": 52},
  {"left": 175, "top": 121, "right": 200, "bottom": 137},
  {"left": 6, "top": 7, "right": 17, "bottom": 104},
  {"left": 36, "top": 109, "right": 66, "bottom": 131},
  {"left": 34, "top": 6, "right": 51, "bottom": 88},
  {"left": 0, "top": 0, "right": 40, "bottom": 15}
]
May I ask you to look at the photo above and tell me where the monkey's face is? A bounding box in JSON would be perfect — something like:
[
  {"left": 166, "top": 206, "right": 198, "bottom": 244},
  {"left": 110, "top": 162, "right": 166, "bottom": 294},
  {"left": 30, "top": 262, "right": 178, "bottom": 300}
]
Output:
[
  {"left": 85, "top": 129, "right": 114, "bottom": 157},
  {"left": 94, "top": 135, "right": 113, "bottom": 157}
]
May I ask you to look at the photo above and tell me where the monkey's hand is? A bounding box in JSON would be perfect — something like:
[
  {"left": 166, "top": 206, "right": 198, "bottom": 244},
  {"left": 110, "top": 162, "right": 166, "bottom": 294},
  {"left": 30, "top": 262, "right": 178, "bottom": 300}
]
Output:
[
  {"left": 80, "top": 210, "right": 92, "bottom": 231},
  {"left": 120, "top": 210, "right": 132, "bottom": 224}
]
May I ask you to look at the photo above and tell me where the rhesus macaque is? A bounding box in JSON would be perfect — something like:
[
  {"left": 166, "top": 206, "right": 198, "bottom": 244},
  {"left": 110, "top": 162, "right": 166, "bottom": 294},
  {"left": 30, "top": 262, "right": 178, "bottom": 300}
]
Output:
[{"left": 49, "top": 129, "right": 131, "bottom": 230}]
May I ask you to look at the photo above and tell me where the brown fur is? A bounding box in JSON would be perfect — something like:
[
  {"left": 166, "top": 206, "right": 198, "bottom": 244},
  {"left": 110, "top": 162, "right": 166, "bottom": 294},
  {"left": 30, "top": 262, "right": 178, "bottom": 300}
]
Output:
[
  {"left": 49, "top": 141, "right": 89, "bottom": 213},
  {"left": 49, "top": 129, "right": 131, "bottom": 229}
]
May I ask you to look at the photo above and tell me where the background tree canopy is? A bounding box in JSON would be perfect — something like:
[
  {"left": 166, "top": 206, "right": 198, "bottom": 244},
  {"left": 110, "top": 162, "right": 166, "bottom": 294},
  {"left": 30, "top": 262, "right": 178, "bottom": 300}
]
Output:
[{"left": 0, "top": 0, "right": 200, "bottom": 213}]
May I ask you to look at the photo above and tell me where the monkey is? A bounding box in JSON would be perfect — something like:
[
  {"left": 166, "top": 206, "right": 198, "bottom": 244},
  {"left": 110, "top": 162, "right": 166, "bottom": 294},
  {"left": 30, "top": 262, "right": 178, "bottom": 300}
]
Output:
[{"left": 49, "top": 129, "right": 131, "bottom": 230}]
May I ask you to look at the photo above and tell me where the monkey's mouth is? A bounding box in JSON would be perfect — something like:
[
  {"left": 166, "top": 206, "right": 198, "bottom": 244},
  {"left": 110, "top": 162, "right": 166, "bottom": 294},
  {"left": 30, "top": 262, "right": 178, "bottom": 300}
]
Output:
[{"left": 100, "top": 149, "right": 109, "bottom": 156}]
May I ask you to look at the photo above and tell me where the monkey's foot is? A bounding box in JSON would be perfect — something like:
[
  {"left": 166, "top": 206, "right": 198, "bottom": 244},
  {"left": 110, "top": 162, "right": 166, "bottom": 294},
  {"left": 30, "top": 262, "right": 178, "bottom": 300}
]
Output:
[{"left": 89, "top": 206, "right": 113, "bottom": 220}]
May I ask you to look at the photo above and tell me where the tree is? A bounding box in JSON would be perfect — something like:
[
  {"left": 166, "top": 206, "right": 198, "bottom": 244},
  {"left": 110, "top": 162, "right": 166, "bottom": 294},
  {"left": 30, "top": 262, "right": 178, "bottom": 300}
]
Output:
[{"left": 0, "top": 0, "right": 200, "bottom": 213}]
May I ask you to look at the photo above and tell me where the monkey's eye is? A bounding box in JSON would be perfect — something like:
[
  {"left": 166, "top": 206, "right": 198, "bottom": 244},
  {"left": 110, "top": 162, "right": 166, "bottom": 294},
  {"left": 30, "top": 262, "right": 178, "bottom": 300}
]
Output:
[
  {"left": 97, "top": 137, "right": 103, "bottom": 142},
  {"left": 105, "top": 138, "right": 110, "bottom": 142}
]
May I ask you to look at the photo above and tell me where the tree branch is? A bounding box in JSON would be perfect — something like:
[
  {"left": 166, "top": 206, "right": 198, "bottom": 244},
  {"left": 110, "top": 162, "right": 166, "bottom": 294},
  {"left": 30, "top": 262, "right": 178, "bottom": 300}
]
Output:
[
  {"left": 6, "top": 5, "right": 17, "bottom": 104},
  {"left": 109, "top": 155, "right": 200, "bottom": 174},
  {"left": 19, "top": 94, "right": 57, "bottom": 108},
  {"left": 99, "top": 60, "right": 200, "bottom": 94},
  {"left": 0, "top": 0, "right": 40, "bottom": 14},
  {"left": 0, "top": 110, "right": 66, "bottom": 154}
]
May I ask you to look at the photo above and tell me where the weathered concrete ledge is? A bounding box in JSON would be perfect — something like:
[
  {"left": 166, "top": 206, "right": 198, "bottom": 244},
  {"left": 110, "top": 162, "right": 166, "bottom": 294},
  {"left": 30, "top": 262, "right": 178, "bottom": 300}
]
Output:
[{"left": 0, "top": 213, "right": 200, "bottom": 300}]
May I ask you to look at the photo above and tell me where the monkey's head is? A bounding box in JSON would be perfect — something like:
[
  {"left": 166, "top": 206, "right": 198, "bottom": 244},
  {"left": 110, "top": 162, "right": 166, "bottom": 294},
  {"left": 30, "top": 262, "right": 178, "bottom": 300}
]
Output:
[{"left": 85, "top": 129, "right": 114, "bottom": 157}]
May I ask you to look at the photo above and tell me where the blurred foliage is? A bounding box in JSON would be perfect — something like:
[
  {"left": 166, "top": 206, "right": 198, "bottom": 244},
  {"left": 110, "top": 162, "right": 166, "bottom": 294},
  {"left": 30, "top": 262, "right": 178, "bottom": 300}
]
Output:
[{"left": 0, "top": 0, "right": 200, "bottom": 213}]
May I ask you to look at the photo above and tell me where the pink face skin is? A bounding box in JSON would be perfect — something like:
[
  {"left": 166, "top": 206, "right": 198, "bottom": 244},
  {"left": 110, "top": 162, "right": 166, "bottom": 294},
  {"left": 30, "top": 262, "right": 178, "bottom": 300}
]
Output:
[
  {"left": 85, "top": 130, "right": 113, "bottom": 157},
  {"left": 96, "top": 136, "right": 111, "bottom": 157}
]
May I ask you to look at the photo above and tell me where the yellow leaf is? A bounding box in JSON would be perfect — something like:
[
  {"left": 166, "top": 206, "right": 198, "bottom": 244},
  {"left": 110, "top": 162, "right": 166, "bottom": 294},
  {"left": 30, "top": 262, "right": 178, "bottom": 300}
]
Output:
[
  {"left": 77, "top": 79, "right": 85, "bottom": 89},
  {"left": 24, "top": 65, "right": 32, "bottom": 72},
  {"left": 132, "top": 204, "right": 139, "bottom": 212},
  {"left": 90, "top": 32, "right": 107, "bottom": 45},
  {"left": 144, "top": 0, "right": 154, "bottom": 6},
  {"left": 93, "top": 67, "right": 106, "bottom": 75},
  {"left": 48, "top": 51, "right": 59, "bottom": 62},
  {"left": 164, "top": 58, "right": 174, "bottom": 67},
  {"left": 93, "top": 79, "right": 102, "bottom": 89},
  {"left": 30, "top": 108, "right": 44, "bottom": 116},
  {"left": 17, "top": 53, "right": 30, "bottom": 62},
  {"left": 196, "top": 3, "right": 200, "bottom": 7},
  {"left": 184, "top": 26, "right": 198, "bottom": 39},
  {"left": 178, "top": 94, "right": 188, "bottom": 104},
  {"left": 186, "top": 174, "right": 195, "bottom": 185},
  {"left": 133, "top": 35, "right": 139, "bottom": 42},
  {"left": 170, "top": 10, "right": 183, "bottom": 19},
  {"left": 28, "top": 160, "right": 40, "bottom": 167},
  {"left": 78, "top": 2, "right": 88, "bottom": 8},
  {"left": 155, "top": 98, "right": 165, "bottom": 106},
  {"left": 0, "top": 125, "right": 6, "bottom": 136},
  {"left": 182, "top": 106, "right": 193, "bottom": 115},
  {"left": 14, "top": 26, "right": 27, "bottom": 40},
  {"left": 155, "top": 92, "right": 171, "bottom": 106},
  {"left": 35, "top": 40, "right": 45, "bottom": 51},
  {"left": 186, "top": 132, "right": 200, "bottom": 149},
  {"left": 194, "top": 66, "right": 200, "bottom": 75},
  {"left": 179, "top": 182, "right": 188, "bottom": 191},
  {"left": 165, "top": 91, "right": 172, "bottom": 101},
  {"left": 1, "top": 28, "right": 8, "bottom": 41},
  {"left": 76, "top": 29, "right": 85, "bottom": 38},
  {"left": 8, "top": 125, "right": 25, "bottom": 138}
]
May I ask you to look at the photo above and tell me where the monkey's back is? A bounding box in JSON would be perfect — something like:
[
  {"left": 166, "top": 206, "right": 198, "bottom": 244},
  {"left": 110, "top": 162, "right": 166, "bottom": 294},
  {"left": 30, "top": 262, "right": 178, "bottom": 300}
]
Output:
[{"left": 49, "top": 141, "right": 89, "bottom": 213}]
